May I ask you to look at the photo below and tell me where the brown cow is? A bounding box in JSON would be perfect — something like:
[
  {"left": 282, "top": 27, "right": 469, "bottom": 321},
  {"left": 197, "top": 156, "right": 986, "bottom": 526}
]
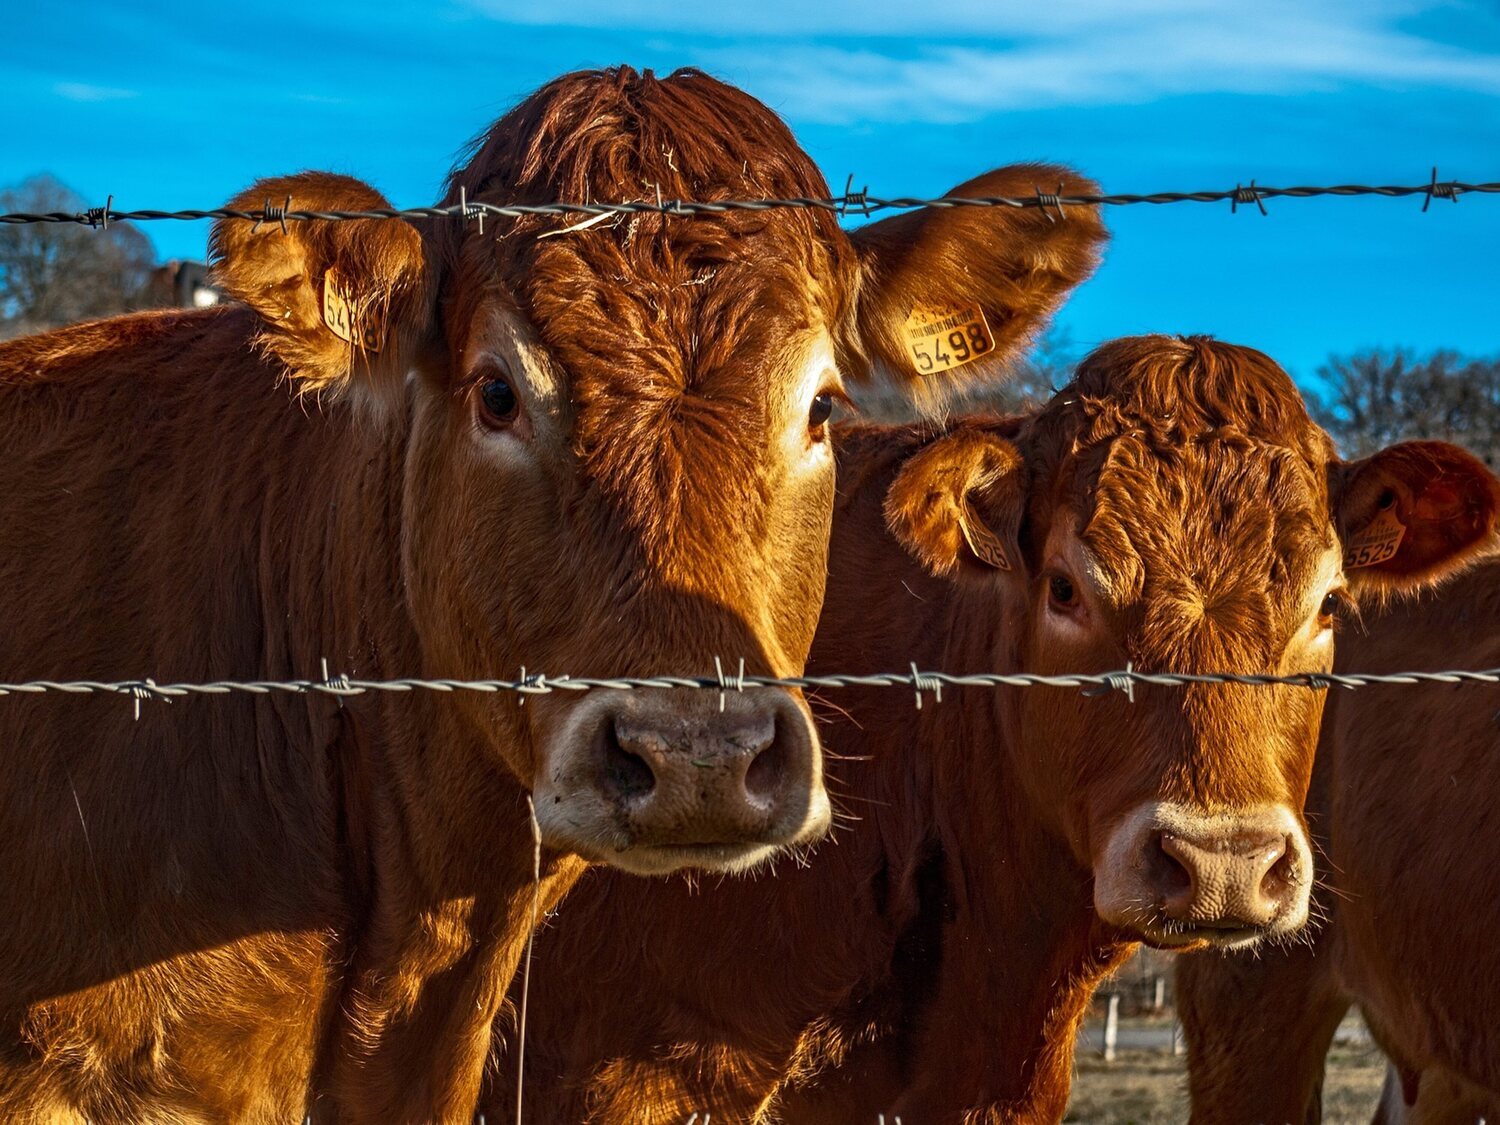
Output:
[
  {"left": 483, "top": 335, "right": 1500, "bottom": 1124},
  {"left": 1179, "top": 555, "right": 1500, "bottom": 1125},
  {"left": 0, "top": 68, "right": 1105, "bottom": 1122}
]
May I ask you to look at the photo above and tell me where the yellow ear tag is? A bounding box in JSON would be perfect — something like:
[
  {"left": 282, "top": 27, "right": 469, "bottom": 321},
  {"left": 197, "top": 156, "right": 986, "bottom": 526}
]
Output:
[
  {"left": 1344, "top": 507, "right": 1406, "bottom": 569},
  {"left": 901, "top": 302, "right": 996, "bottom": 375},
  {"left": 322, "top": 268, "right": 384, "bottom": 353},
  {"left": 960, "top": 504, "right": 1011, "bottom": 571}
]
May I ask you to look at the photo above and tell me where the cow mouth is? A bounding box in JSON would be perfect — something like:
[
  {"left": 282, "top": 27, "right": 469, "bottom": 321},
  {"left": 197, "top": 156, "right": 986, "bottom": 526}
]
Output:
[
  {"left": 532, "top": 798, "right": 832, "bottom": 875},
  {"left": 1132, "top": 915, "right": 1278, "bottom": 952},
  {"left": 1093, "top": 801, "right": 1314, "bottom": 953},
  {"left": 606, "top": 840, "right": 787, "bottom": 876}
]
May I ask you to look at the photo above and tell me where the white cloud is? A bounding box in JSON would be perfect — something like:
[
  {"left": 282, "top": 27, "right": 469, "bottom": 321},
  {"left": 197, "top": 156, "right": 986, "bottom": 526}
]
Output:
[
  {"left": 472, "top": 0, "right": 1261, "bottom": 37},
  {"left": 53, "top": 82, "right": 138, "bottom": 102},
  {"left": 466, "top": 0, "right": 1500, "bottom": 122}
]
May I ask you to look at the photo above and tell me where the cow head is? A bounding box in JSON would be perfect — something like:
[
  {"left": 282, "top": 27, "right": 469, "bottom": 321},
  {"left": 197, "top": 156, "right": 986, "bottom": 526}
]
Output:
[
  {"left": 210, "top": 67, "right": 1105, "bottom": 875},
  {"left": 887, "top": 335, "right": 1500, "bottom": 946}
]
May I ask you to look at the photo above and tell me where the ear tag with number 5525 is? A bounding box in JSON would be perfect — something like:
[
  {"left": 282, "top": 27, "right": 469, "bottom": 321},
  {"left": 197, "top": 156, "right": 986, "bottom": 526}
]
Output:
[{"left": 1344, "top": 508, "right": 1406, "bottom": 569}]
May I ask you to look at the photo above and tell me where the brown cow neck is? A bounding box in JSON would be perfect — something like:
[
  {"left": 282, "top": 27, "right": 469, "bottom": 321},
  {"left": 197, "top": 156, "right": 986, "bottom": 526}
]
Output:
[
  {"left": 763, "top": 481, "right": 1129, "bottom": 1119},
  {"left": 189, "top": 366, "right": 585, "bottom": 1122},
  {"left": 247, "top": 380, "right": 588, "bottom": 1120},
  {"left": 0, "top": 307, "right": 571, "bottom": 1121},
  {"left": 882, "top": 577, "right": 1136, "bottom": 1123}
]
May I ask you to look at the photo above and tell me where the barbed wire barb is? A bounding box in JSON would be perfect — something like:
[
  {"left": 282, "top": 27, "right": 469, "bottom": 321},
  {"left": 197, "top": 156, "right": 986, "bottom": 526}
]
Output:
[
  {"left": 1424, "top": 166, "right": 1460, "bottom": 212},
  {"left": 840, "top": 172, "right": 870, "bottom": 218},
  {"left": 1084, "top": 660, "right": 1137, "bottom": 703},
  {"left": 83, "top": 194, "right": 112, "bottom": 230},
  {"left": 1033, "top": 182, "right": 1066, "bottom": 223},
  {"left": 1232, "top": 180, "right": 1267, "bottom": 216}
]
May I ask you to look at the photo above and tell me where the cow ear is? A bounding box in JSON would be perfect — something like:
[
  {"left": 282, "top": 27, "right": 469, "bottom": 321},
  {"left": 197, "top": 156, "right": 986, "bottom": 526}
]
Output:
[
  {"left": 884, "top": 425, "right": 1027, "bottom": 578},
  {"left": 846, "top": 163, "right": 1106, "bottom": 404},
  {"left": 1335, "top": 440, "right": 1500, "bottom": 596},
  {"left": 210, "top": 172, "right": 434, "bottom": 405}
]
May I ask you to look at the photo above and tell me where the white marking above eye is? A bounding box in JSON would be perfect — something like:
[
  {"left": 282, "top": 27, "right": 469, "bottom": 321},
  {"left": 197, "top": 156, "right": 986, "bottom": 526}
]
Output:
[
  {"left": 781, "top": 332, "right": 840, "bottom": 465},
  {"left": 1305, "top": 547, "right": 1346, "bottom": 636},
  {"left": 463, "top": 305, "right": 562, "bottom": 410}
]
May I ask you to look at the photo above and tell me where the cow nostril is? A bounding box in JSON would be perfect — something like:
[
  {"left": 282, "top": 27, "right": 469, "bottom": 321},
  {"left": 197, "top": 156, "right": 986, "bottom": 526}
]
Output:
[
  {"left": 743, "top": 723, "right": 787, "bottom": 800},
  {"left": 601, "top": 722, "right": 656, "bottom": 800},
  {"left": 1148, "top": 832, "right": 1194, "bottom": 903},
  {"left": 1260, "top": 839, "right": 1298, "bottom": 902}
]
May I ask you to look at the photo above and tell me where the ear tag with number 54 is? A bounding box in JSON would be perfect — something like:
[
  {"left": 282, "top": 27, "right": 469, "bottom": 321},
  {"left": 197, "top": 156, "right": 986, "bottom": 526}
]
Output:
[{"left": 902, "top": 302, "right": 996, "bottom": 375}]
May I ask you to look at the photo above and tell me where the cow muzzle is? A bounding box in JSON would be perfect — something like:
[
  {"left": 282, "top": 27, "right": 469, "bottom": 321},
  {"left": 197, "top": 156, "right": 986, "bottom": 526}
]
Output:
[
  {"left": 532, "top": 688, "right": 830, "bottom": 874},
  {"left": 1093, "top": 802, "right": 1312, "bottom": 949}
]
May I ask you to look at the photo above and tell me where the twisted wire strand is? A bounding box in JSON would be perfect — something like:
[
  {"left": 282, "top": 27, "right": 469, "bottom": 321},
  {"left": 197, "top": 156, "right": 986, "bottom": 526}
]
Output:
[
  {"left": 1, "top": 666, "right": 1498, "bottom": 705},
  {"left": 1, "top": 177, "right": 1494, "bottom": 228}
]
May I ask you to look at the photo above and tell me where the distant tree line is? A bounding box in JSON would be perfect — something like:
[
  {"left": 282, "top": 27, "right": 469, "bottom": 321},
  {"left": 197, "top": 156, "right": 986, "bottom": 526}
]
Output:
[
  {"left": 1311, "top": 349, "right": 1500, "bottom": 466},
  {"left": 0, "top": 174, "right": 157, "bottom": 338}
]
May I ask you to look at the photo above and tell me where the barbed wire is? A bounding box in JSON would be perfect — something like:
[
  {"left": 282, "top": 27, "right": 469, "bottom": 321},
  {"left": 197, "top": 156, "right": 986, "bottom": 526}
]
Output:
[
  {"left": 0, "top": 171, "right": 1492, "bottom": 230},
  {"left": 2, "top": 665, "right": 1498, "bottom": 720}
]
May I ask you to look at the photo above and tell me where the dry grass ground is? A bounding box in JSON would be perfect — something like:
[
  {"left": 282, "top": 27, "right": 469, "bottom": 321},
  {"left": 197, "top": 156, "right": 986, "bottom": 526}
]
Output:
[{"left": 1065, "top": 1021, "right": 1388, "bottom": 1124}]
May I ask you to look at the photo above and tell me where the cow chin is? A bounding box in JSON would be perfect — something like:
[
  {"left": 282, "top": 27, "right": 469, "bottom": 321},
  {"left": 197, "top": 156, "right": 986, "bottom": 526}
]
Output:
[
  {"left": 533, "top": 797, "right": 832, "bottom": 877},
  {"left": 1092, "top": 801, "right": 1314, "bottom": 952},
  {"left": 529, "top": 687, "right": 832, "bottom": 874},
  {"left": 592, "top": 840, "right": 793, "bottom": 878}
]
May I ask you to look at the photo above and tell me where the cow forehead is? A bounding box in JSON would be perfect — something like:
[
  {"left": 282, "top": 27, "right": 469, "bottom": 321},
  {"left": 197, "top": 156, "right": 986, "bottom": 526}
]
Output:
[
  {"left": 1029, "top": 334, "right": 1340, "bottom": 617},
  {"left": 446, "top": 67, "right": 840, "bottom": 223},
  {"left": 456, "top": 296, "right": 836, "bottom": 577},
  {"left": 1050, "top": 437, "right": 1337, "bottom": 668},
  {"left": 438, "top": 67, "right": 853, "bottom": 386},
  {"left": 519, "top": 226, "right": 837, "bottom": 400}
]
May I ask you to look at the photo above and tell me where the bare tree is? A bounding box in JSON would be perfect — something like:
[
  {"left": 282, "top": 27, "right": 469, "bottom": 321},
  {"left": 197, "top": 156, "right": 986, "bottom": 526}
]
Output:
[
  {"left": 1312, "top": 349, "right": 1500, "bottom": 466},
  {"left": 0, "top": 174, "right": 156, "bottom": 337}
]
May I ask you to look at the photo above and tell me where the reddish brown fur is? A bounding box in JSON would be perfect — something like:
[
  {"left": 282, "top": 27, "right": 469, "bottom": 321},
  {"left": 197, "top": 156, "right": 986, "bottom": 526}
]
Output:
[
  {"left": 481, "top": 418, "right": 985, "bottom": 1124},
  {"left": 481, "top": 336, "right": 1500, "bottom": 1123},
  {"left": 1179, "top": 557, "right": 1500, "bottom": 1124},
  {"left": 0, "top": 68, "right": 1105, "bottom": 1122}
]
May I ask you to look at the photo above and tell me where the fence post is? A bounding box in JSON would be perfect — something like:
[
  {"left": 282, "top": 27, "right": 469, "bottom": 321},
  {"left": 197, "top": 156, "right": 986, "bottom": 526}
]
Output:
[
  {"left": 1153, "top": 976, "right": 1166, "bottom": 1011},
  {"left": 1102, "top": 993, "right": 1120, "bottom": 1061}
]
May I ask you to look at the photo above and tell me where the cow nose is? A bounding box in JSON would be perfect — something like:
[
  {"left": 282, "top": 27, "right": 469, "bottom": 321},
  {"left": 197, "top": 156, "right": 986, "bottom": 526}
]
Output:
[
  {"left": 1148, "top": 827, "right": 1297, "bottom": 928},
  {"left": 604, "top": 709, "right": 785, "bottom": 811},
  {"left": 1093, "top": 802, "right": 1313, "bottom": 945},
  {"left": 533, "top": 688, "right": 829, "bottom": 873}
]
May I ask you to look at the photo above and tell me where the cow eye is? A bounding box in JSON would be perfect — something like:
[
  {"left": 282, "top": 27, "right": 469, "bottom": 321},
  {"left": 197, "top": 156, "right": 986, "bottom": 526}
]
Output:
[
  {"left": 1048, "top": 574, "right": 1078, "bottom": 610},
  {"left": 479, "top": 376, "right": 518, "bottom": 426},
  {"left": 809, "top": 392, "right": 835, "bottom": 430},
  {"left": 1319, "top": 590, "right": 1349, "bottom": 625}
]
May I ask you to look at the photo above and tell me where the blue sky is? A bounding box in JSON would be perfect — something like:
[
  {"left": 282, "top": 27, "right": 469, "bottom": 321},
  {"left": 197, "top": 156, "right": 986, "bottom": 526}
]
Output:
[{"left": 3, "top": 0, "right": 1498, "bottom": 382}]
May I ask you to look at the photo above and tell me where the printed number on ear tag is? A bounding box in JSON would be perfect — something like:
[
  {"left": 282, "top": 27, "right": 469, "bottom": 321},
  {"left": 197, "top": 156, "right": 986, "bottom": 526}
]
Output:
[
  {"left": 322, "top": 268, "right": 385, "bottom": 353},
  {"left": 960, "top": 504, "right": 1011, "bottom": 571},
  {"left": 1344, "top": 508, "right": 1406, "bottom": 569},
  {"left": 902, "top": 302, "right": 995, "bottom": 375}
]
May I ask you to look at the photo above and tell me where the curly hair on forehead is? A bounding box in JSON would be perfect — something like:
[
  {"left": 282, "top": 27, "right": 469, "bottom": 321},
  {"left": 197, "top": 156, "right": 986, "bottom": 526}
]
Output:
[
  {"left": 433, "top": 66, "right": 850, "bottom": 281},
  {"left": 1016, "top": 335, "right": 1340, "bottom": 662},
  {"left": 1019, "top": 334, "right": 1337, "bottom": 509},
  {"left": 1033, "top": 335, "right": 1335, "bottom": 461},
  {"left": 447, "top": 67, "right": 835, "bottom": 206},
  {"left": 432, "top": 66, "right": 853, "bottom": 399}
]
